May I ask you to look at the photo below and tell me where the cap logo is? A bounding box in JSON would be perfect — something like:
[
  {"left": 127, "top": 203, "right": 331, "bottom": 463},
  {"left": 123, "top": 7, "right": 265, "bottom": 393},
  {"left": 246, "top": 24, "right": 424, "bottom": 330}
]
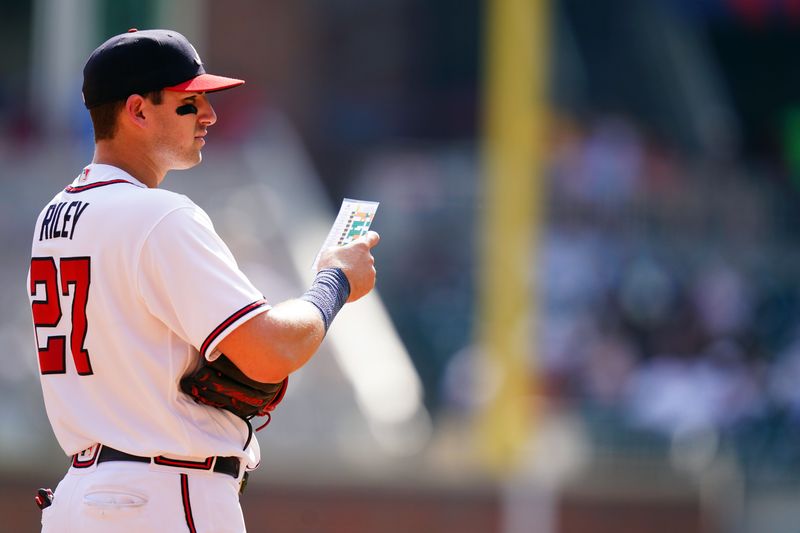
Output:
[{"left": 188, "top": 43, "right": 202, "bottom": 66}]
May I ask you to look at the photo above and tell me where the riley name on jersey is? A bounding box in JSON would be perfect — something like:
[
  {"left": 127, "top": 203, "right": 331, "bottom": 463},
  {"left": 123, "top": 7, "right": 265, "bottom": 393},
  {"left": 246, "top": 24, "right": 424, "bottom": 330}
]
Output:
[{"left": 38, "top": 201, "right": 90, "bottom": 241}]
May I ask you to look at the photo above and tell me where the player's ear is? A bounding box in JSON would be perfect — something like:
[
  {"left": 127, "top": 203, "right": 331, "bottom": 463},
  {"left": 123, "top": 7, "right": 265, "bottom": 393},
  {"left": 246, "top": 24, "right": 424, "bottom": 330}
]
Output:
[{"left": 123, "top": 94, "right": 148, "bottom": 127}]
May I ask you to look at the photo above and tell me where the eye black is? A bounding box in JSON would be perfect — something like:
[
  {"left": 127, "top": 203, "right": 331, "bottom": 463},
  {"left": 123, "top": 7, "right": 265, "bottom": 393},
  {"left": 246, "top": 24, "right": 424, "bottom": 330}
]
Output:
[{"left": 176, "top": 104, "right": 198, "bottom": 116}]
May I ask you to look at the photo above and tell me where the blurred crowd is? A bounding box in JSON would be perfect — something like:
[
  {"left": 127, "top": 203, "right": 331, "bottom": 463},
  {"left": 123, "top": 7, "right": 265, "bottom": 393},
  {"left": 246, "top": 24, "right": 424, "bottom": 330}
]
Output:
[
  {"left": 475, "top": 114, "right": 800, "bottom": 482},
  {"left": 352, "top": 110, "right": 800, "bottom": 485},
  {"left": 541, "top": 116, "right": 800, "bottom": 483}
]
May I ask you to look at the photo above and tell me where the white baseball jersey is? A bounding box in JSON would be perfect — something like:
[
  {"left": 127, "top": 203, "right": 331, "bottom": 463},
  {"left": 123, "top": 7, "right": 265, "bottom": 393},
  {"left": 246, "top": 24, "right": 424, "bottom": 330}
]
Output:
[{"left": 28, "top": 163, "right": 270, "bottom": 468}]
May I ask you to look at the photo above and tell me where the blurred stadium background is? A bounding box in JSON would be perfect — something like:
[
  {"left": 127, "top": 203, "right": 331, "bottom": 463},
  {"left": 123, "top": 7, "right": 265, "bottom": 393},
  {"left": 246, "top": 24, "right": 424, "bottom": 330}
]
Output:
[{"left": 3, "top": 0, "right": 800, "bottom": 531}]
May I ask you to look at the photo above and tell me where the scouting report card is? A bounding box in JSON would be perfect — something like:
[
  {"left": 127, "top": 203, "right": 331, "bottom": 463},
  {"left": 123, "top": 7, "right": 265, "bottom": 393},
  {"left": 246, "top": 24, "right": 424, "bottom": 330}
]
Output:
[{"left": 313, "top": 198, "right": 379, "bottom": 270}]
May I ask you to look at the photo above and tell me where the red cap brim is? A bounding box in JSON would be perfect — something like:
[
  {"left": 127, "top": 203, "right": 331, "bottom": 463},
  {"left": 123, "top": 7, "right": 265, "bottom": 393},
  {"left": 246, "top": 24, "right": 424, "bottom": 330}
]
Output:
[{"left": 165, "top": 73, "right": 245, "bottom": 93}]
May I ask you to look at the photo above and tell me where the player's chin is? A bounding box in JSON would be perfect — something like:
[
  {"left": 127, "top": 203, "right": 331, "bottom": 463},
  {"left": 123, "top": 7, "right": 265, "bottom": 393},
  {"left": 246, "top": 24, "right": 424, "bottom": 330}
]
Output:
[
  {"left": 187, "top": 146, "right": 204, "bottom": 165},
  {"left": 173, "top": 152, "right": 203, "bottom": 170}
]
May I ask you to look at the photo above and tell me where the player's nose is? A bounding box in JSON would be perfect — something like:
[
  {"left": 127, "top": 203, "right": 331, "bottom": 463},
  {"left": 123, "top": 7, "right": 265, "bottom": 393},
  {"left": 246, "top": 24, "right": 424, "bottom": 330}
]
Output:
[{"left": 198, "top": 96, "right": 217, "bottom": 126}]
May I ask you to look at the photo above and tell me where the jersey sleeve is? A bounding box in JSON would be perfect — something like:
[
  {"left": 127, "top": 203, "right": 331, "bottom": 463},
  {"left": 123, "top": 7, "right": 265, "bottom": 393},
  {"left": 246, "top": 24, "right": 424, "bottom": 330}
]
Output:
[{"left": 136, "top": 205, "right": 270, "bottom": 359}]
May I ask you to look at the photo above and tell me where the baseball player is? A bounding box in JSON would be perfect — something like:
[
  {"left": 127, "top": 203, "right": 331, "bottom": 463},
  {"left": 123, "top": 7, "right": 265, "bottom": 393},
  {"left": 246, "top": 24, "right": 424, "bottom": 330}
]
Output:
[{"left": 27, "top": 29, "right": 378, "bottom": 532}]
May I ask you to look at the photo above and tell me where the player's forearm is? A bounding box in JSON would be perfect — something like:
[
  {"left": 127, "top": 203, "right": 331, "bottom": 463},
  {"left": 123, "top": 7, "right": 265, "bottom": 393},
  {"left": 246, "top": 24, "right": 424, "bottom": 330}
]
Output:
[{"left": 217, "top": 300, "right": 326, "bottom": 383}]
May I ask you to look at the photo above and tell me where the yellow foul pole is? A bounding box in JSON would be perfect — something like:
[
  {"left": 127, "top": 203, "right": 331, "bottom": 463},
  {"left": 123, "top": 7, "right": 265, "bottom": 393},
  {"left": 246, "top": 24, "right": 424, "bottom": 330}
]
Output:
[{"left": 477, "top": 0, "right": 550, "bottom": 473}]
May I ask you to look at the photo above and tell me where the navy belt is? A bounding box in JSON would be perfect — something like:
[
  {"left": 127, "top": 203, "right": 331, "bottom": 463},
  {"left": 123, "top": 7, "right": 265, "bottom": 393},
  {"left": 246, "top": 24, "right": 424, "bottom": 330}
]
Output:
[{"left": 95, "top": 445, "right": 241, "bottom": 479}]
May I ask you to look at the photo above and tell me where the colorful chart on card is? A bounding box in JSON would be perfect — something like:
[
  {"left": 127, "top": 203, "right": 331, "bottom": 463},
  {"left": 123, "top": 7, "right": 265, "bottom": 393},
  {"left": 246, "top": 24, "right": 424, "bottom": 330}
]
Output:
[{"left": 313, "top": 198, "right": 379, "bottom": 270}]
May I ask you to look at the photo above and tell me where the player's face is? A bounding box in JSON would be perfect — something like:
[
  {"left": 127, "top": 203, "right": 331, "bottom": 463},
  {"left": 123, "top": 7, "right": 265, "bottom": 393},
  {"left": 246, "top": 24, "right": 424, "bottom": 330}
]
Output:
[{"left": 149, "top": 91, "right": 217, "bottom": 171}]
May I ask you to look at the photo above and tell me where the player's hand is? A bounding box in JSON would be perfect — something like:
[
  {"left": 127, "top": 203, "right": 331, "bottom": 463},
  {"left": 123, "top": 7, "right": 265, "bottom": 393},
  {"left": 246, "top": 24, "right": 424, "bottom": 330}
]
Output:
[{"left": 317, "top": 231, "right": 379, "bottom": 303}]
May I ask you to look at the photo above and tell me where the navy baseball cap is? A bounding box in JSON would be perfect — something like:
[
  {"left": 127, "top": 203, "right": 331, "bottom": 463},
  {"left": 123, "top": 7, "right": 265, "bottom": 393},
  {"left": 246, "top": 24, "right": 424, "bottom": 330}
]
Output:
[{"left": 82, "top": 28, "right": 244, "bottom": 109}]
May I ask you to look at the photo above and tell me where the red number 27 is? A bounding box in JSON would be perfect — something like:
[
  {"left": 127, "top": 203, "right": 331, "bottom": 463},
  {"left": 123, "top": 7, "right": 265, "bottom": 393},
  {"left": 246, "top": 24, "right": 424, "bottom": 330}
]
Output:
[{"left": 29, "top": 257, "right": 93, "bottom": 375}]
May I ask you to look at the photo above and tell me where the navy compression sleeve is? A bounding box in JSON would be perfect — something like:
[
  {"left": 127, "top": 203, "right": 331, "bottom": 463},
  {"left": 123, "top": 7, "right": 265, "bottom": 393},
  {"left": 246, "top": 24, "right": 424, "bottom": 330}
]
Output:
[{"left": 300, "top": 268, "right": 351, "bottom": 331}]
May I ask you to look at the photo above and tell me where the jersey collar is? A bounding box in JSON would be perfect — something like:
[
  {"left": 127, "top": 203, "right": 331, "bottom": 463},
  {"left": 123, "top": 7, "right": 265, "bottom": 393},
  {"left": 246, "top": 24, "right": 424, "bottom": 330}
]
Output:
[{"left": 69, "top": 164, "right": 149, "bottom": 190}]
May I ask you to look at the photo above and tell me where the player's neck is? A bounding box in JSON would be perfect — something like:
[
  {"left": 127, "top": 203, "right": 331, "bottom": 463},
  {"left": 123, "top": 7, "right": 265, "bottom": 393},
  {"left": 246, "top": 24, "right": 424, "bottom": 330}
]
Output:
[{"left": 93, "top": 141, "right": 165, "bottom": 188}]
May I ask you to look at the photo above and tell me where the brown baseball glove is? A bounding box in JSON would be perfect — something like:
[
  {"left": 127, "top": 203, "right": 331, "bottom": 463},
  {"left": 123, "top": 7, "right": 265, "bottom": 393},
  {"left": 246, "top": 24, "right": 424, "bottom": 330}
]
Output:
[{"left": 180, "top": 354, "right": 288, "bottom": 430}]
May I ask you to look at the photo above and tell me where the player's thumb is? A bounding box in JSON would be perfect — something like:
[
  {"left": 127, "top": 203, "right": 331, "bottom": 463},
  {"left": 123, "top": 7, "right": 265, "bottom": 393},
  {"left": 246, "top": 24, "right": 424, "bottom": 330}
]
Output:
[{"left": 360, "top": 230, "right": 380, "bottom": 249}]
